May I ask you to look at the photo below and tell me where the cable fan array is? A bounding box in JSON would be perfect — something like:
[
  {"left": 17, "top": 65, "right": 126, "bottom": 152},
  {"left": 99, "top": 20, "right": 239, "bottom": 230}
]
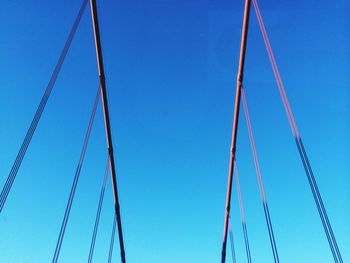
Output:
[
  {"left": 0, "top": 0, "right": 344, "bottom": 262},
  {"left": 0, "top": 0, "right": 88, "bottom": 213},
  {"left": 0, "top": 0, "right": 127, "bottom": 262},
  {"left": 222, "top": 0, "right": 343, "bottom": 263}
]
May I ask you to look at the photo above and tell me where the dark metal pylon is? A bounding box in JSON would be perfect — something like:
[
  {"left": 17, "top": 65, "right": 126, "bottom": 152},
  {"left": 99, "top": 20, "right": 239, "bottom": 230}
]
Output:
[
  {"left": 89, "top": 0, "right": 126, "bottom": 262},
  {"left": 221, "top": 0, "right": 251, "bottom": 262}
]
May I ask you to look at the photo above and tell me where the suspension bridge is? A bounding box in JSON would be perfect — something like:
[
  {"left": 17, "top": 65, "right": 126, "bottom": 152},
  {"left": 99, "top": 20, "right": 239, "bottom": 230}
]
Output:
[{"left": 0, "top": 0, "right": 347, "bottom": 262}]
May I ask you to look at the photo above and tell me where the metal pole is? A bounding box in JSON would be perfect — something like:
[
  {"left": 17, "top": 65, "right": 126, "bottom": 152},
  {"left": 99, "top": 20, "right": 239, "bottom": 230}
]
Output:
[
  {"left": 221, "top": 0, "right": 251, "bottom": 262},
  {"left": 89, "top": 1, "right": 126, "bottom": 262}
]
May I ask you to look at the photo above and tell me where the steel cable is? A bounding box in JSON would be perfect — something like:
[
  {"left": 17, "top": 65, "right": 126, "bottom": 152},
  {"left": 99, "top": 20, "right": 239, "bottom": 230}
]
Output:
[
  {"left": 252, "top": 1, "right": 342, "bottom": 261},
  {"left": 52, "top": 86, "right": 100, "bottom": 263},
  {"left": 228, "top": 217, "right": 237, "bottom": 263},
  {"left": 0, "top": 0, "right": 89, "bottom": 213},
  {"left": 242, "top": 88, "right": 279, "bottom": 262},
  {"left": 88, "top": 158, "right": 110, "bottom": 263},
  {"left": 233, "top": 162, "right": 252, "bottom": 263},
  {"left": 108, "top": 217, "right": 117, "bottom": 263}
]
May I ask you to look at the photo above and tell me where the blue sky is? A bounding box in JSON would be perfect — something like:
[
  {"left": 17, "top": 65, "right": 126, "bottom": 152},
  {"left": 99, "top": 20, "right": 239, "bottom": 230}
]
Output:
[{"left": 0, "top": 0, "right": 349, "bottom": 262}]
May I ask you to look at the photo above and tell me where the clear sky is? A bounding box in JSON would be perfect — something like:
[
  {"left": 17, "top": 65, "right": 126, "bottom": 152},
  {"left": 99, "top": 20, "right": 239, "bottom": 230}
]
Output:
[{"left": 0, "top": 0, "right": 349, "bottom": 262}]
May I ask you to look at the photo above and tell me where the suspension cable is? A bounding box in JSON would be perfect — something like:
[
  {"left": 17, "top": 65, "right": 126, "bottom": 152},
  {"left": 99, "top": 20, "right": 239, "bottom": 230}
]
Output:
[
  {"left": 88, "top": 158, "right": 109, "bottom": 263},
  {"left": 252, "top": 1, "right": 342, "bottom": 261},
  {"left": 52, "top": 86, "right": 100, "bottom": 263},
  {"left": 228, "top": 217, "right": 237, "bottom": 263},
  {"left": 242, "top": 88, "right": 279, "bottom": 262},
  {"left": 0, "top": 0, "right": 89, "bottom": 213},
  {"left": 233, "top": 161, "right": 252, "bottom": 263},
  {"left": 108, "top": 217, "right": 117, "bottom": 263}
]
